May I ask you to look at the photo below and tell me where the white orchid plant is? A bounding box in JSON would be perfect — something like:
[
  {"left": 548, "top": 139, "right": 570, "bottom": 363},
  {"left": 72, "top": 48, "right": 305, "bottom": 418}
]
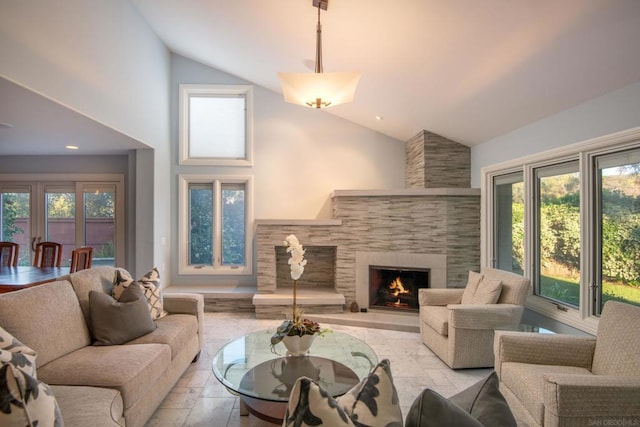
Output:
[{"left": 271, "top": 235, "right": 322, "bottom": 346}]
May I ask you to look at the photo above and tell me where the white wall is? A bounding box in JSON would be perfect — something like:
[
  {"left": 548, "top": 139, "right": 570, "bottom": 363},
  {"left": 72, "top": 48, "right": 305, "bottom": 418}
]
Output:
[
  {"left": 170, "top": 54, "right": 406, "bottom": 286},
  {"left": 471, "top": 81, "right": 640, "bottom": 187},
  {"left": 0, "top": 0, "right": 172, "bottom": 278}
]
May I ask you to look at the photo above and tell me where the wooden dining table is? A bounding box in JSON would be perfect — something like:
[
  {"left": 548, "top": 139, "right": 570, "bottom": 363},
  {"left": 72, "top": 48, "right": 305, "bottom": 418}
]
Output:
[{"left": 0, "top": 266, "right": 66, "bottom": 293}]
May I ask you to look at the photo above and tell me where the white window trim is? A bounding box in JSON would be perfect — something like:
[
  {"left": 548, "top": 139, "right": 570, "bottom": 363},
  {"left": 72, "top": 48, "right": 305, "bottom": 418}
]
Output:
[
  {"left": 178, "top": 174, "right": 253, "bottom": 276},
  {"left": 178, "top": 84, "right": 254, "bottom": 166},
  {"left": 481, "top": 127, "right": 640, "bottom": 335}
]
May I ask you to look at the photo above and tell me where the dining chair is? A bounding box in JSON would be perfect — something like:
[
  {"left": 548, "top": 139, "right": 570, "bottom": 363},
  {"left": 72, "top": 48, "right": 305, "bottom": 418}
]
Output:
[
  {"left": 69, "top": 246, "right": 93, "bottom": 273},
  {"left": 33, "top": 241, "right": 63, "bottom": 267},
  {"left": 0, "top": 242, "right": 19, "bottom": 267}
]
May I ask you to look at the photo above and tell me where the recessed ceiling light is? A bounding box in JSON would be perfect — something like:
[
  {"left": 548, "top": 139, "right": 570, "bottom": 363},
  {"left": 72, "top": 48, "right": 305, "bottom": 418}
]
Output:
[
  {"left": 0, "top": 122, "right": 14, "bottom": 128},
  {"left": 375, "top": 115, "right": 384, "bottom": 121},
  {"left": 65, "top": 145, "right": 79, "bottom": 150}
]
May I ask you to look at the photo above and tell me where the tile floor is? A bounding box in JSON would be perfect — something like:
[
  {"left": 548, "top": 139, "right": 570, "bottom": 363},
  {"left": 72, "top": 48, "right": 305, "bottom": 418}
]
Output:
[{"left": 146, "top": 312, "right": 492, "bottom": 427}]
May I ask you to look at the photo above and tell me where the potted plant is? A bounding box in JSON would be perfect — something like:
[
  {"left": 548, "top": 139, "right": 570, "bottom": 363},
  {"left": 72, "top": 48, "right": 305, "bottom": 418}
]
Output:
[{"left": 270, "top": 235, "right": 325, "bottom": 356}]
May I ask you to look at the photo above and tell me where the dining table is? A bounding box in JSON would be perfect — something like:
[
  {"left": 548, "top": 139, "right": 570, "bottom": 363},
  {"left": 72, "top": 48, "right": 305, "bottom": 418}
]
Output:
[{"left": 0, "top": 266, "right": 66, "bottom": 293}]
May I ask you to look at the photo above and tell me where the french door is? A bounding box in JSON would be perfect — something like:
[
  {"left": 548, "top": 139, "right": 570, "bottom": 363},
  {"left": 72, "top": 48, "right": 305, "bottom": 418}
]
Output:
[{"left": 0, "top": 176, "right": 124, "bottom": 267}]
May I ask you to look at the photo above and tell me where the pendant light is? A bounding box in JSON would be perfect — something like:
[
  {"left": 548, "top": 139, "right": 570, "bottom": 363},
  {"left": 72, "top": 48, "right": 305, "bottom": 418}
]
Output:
[{"left": 278, "top": 0, "right": 360, "bottom": 109}]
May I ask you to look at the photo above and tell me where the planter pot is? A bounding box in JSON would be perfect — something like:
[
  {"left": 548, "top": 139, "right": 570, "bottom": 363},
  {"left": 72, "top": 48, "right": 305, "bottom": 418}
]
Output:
[{"left": 281, "top": 334, "right": 316, "bottom": 356}]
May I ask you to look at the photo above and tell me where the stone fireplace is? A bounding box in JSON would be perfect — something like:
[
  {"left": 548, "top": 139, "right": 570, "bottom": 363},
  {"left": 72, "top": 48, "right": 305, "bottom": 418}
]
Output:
[{"left": 253, "top": 130, "right": 480, "bottom": 319}]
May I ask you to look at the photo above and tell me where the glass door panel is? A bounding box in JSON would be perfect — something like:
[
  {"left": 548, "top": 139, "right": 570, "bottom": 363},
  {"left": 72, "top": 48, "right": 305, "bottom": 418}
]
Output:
[
  {"left": 0, "top": 188, "right": 32, "bottom": 265},
  {"left": 45, "top": 188, "right": 75, "bottom": 267},
  {"left": 84, "top": 186, "right": 116, "bottom": 267}
]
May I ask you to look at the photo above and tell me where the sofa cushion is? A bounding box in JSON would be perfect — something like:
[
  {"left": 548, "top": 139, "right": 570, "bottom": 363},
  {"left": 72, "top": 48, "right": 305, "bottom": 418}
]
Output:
[
  {"left": 0, "top": 280, "right": 91, "bottom": 366},
  {"left": 405, "top": 388, "right": 483, "bottom": 427},
  {"left": 126, "top": 314, "right": 197, "bottom": 360},
  {"left": 36, "top": 343, "right": 171, "bottom": 410},
  {"left": 52, "top": 385, "right": 124, "bottom": 426},
  {"left": 336, "top": 359, "right": 403, "bottom": 426},
  {"left": 113, "top": 268, "right": 168, "bottom": 320},
  {"left": 592, "top": 300, "right": 640, "bottom": 376},
  {"left": 471, "top": 278, "right": 502, "bottom": 304},
  {"left": 0, "top": 326, "right": 37, "bottom": 378},
  {"left": 449, "top": 371, "right": 516, "bottom": 426},
  {"left": 422, "top": 306, "right": 449, "bottom": 336},
  {"left": 0, "top": 361, "right": 64, "bottom": 427},
  {"left": 500, "top": 362, "right": 592, "bottom": 425},
  {"left": 89, "top": 282, "right": 157, "bottom": 346},
  {"left": 461, "top": 271, "right": 483, "bottom": 304}
]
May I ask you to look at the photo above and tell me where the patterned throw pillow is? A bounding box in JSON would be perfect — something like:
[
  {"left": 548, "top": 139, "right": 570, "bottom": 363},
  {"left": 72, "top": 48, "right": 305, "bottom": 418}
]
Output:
[
  {"left": 337, "top": 359, "right": 403, "bottom": 426},
  {"left": 0, "top": 362, "right": 64, "bottom": 427},
  {"left": 283, "top": 377, "right": 354, "bottom": 427},
  {"left": 0, "top": 326, "right": 37, "bottom": 378},
  {"left": 113, "top": 268, "right": 168, "bottom": 320},
  {"left": 283, "top": 359, "right": 402, "bottom": 427}
]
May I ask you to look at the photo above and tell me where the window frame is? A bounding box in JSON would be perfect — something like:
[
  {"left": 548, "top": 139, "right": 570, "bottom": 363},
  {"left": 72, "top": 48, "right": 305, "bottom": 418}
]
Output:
[
  {"left": 178, "top": 174, "right": 253, "bottom": 276},
  {"left": 178, "top": 84, "right": 254, "bottom": 166},
  {"left": 482, "top": 128, "right": 640, "bottom": 335}
]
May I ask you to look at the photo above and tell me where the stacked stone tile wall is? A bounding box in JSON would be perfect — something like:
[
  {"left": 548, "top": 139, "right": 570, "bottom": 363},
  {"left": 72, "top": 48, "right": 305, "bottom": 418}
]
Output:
[{"left": 406, "top": 130, "right": 471, "bottom": 189}]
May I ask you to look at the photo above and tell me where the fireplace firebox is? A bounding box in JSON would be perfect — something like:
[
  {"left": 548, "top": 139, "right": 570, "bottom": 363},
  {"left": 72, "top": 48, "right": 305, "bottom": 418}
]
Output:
[{"left": 369, "top": 266, "right": 430, "bottom": 312}]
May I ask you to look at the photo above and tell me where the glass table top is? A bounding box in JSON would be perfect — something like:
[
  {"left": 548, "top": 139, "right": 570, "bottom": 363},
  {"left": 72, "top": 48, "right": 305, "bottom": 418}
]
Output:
[{"left": 212, "top": 329, "right": 378, "bottom": 402}]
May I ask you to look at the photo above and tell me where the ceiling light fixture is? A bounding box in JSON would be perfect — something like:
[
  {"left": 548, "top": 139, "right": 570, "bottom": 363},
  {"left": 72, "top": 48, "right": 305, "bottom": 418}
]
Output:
[
  {"left": 278, "top": 0, "right": 360, "bottom": 109},
  {"left": 65, "top": 145, "right": 79, "bottom": 150}
]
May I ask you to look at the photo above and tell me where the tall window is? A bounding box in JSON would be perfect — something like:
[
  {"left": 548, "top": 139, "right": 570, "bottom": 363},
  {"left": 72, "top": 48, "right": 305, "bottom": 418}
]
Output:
[
  {"left": 594, "top": 148, "right": 640, "bottom": 313},
  {"left": 179, "top": 84, "right": 253, "bottom": 166},
  {"left": 493, "top": 172, "right": 524, "bottom": 274},
  {"left": 534, "top": 162, "right": 580, "bottom": 307},
  {"left": 179, "top": 175, "right": 252, "bottom": 275},
  {"left": 485, "top": 130, "right": 640, "bottom": 333}
]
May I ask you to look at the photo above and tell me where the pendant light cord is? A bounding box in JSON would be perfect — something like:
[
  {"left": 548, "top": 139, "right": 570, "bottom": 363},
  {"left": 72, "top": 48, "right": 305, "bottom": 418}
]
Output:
[{"left": 315, "top": 3, "right": 323, "bottom": 74}]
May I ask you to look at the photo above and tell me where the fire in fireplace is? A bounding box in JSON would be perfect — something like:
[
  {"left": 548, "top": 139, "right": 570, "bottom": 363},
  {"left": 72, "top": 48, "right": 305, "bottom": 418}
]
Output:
[{"left": 369, "top": 265, "right": 430, "bottom": 312}]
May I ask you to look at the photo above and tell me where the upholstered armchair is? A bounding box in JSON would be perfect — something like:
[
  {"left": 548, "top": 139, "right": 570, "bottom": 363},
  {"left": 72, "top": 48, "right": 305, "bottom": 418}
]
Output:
[
  {"left": 418, "top": 268, "right": 531, "bottom": 369},
  {"left": 494, "top": 300, "right": 640, "bottom": 427}
]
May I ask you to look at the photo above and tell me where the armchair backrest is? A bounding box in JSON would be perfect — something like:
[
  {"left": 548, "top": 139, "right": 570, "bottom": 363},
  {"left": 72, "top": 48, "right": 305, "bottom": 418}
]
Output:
[
  {"left": 592, "top": 301, "right": 640, "bottom": 376},
  {"left": 480, "top": 268, "right": 530, "bottom": 306}
]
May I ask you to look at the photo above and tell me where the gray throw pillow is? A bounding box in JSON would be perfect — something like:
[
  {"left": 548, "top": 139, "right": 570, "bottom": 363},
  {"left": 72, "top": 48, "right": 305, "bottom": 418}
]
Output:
[
  {"left": 450, "top": 371, "right": 517, "bottom": 427},
  {"left": 89, "top": 282, "right": 157, "bottom": 346},
  {"left": 405, "top": 389, "right": 483, "bottom": 427}
]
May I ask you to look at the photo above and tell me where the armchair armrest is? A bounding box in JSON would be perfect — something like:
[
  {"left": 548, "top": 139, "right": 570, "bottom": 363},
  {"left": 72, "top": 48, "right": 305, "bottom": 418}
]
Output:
[
  {"left": 419, "top": 288, "right": 464, "bottom": 306},
  {"left": 543, "top": 374, "right": 640, "bottom": 420},
  {"left": 448, "top": 304, "right": 523, "bottom": 330},
  {"left": 163, "top": 293, "right": 205, "bottom": 349},
  {"left": 494, "top": 332, "right": 596, "bottom": 377}
]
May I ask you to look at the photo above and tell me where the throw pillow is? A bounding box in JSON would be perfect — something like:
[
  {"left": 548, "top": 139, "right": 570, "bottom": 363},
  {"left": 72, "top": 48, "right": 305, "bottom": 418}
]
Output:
[
  {"left": 283, "top": 376, "right": 354, "bottom": 427},
  {"left": 471, "top": 278, "right": 502, "bottom": 304},
  {"left": 0, "top": 326, "right": 37, "bottom": 378},
  {"left": 336, "top": 358, "right": 403, "bottom": 426},
  {"left": 0, "top": 362, "right": 64, "bottom": 427},
  {"left": 113, "top": 268, "right": 168, "bottom": 320},
  {"left": 449, "top": 371, "right": 517, "bottom": 427},
  {"left": 405, "top": 388, "right": 483, "bottom": 427},
  {"left": 90, "top": 282, "right": 157, "bottom": 346},
  {"left": 461, "top": 271, "right": 483, "bottom": 304}
]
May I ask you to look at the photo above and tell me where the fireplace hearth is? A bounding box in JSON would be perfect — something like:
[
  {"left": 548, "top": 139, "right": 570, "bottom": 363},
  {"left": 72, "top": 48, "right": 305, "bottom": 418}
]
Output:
[{"left": 369, "top": 266, "right": 429, "bottom": 312}]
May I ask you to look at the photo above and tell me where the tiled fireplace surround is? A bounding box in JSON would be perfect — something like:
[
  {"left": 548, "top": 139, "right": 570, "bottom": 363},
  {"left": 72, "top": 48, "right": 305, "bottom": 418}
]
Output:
[{"left": 253, "top": 131, "right": 480, "bottom": 322}]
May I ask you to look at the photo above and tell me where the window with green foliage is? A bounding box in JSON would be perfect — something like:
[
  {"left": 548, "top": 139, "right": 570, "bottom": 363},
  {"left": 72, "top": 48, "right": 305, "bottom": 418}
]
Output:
[
  {"left": 486, "top": 135, "right": 640, "bottom": 330},
  {"left": 178, "top": 175, "right": 252, "bottom": 275}
]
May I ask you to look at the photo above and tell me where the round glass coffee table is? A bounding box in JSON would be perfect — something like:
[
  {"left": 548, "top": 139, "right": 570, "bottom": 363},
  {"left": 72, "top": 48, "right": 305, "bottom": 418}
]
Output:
[{"left": 212, "top": 329, "right": 377, "bottom": 423}]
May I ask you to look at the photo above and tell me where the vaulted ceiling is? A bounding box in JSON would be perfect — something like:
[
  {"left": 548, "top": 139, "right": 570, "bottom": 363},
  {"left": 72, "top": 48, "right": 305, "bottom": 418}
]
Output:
[
  {"left": 132, "top": 0, "right": 640, "bottom": 145},
  {"left": 2, "top": 0, "right": 640, "bottom": 156}
]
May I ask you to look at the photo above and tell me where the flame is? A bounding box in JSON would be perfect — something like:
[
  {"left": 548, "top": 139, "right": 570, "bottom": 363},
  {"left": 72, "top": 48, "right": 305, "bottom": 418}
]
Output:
[{"left": 389, "top": 277, "right": 409, "bottom": 297}]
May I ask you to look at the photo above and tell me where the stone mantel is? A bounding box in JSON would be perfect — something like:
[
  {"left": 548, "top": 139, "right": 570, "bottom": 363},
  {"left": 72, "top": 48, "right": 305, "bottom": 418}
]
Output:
[
  {"left": 331, "top": 188, "right": 480, "bottom": 198},
  {"left": 254, "top": 219, "right": 342, "bottom": 227}
]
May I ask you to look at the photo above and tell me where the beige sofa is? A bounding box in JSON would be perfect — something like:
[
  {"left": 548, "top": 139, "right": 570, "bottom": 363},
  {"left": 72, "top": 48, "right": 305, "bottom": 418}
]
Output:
[
  {"left": 418, "top": 268, "right": 530, "bottom": 369},
  {"left": 494, "top": 300, "right": 640, "bottom": 427},
  {"left": 0, "top": 266, "right": 204, "bottom": 427}
]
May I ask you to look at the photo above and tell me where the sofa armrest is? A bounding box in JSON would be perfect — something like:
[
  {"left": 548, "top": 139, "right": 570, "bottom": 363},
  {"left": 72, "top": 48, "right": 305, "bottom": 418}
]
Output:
[
  {"left": 448, "top": 304, "right": 523, "bottom": 330},
  {"left": 164, "top": 293, "right": 205, "bottom": 350},
  {"left": 494, "top": 332, "right": 596, "bottom": 377},
  {"left": 419, "top": 288, "right": 464, "bottom": 306},
  {"left": 543, "top": 374, "right": 640, "bottom": 420}
]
